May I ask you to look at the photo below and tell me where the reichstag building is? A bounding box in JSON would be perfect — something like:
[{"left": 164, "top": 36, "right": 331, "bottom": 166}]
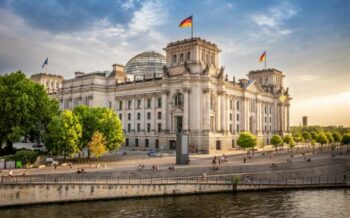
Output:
[{"left": 38, "top": 37, "right": 291, "bottom": 153}]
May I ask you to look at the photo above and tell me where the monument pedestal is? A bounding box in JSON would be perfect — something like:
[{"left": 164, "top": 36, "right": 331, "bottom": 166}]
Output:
[{"left": 176, "top": 133, "right": 189, "bottom": 165}]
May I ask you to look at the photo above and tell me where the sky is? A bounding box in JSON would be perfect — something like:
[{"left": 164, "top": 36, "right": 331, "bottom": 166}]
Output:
[{"left": 0, "top": 0, "right": 349, "bottom": 127}]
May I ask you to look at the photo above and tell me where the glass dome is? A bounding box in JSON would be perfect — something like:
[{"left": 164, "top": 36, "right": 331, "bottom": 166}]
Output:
[{"left": 125, "top": 51, "right": 166, "bottom": 79}]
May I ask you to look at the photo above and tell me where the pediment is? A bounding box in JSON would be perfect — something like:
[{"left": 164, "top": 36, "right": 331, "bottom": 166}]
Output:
[{"left": 245, "top": 80, "right": 265, "bottom": 93}]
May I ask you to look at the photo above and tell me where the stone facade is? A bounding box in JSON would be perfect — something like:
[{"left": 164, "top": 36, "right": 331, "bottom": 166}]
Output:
[
  {"left": 30, "top": 73, "right": 64, "bottom": 95},
  {"left": 58, "top": 37, "right": 291, "bottom": 154}
]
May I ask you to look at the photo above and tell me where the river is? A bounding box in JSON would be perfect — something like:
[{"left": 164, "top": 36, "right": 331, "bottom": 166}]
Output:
[{"left": 1, "top": 189, "right": 349, "bottom": 218}]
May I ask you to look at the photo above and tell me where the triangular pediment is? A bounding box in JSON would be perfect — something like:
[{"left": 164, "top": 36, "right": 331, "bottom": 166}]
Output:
[{"left": 245, "top": 80, "right": 265, "bottom": 93}]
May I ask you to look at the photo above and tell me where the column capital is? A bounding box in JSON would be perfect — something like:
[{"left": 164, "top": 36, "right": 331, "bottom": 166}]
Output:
[
  {"left": 182, "top": 87, "right": 191, "bottom": 93},
  {"left": 217, "top": 90, "right": 226, "bottom": 95},
  {"left": 202, "top": 88, "right": 213, "bottom": 94}
]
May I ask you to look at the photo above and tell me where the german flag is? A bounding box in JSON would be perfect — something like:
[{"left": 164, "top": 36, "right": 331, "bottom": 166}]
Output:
[
  {"left": 179, "top": 16, "right": 193, "bottom": 28},
  {"left": 259, "top": 51, "right": 266, "bottom": 63}
]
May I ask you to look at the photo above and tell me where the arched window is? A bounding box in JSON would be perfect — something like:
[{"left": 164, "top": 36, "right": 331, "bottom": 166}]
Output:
[
  {"left": 179, "top": 53, "right": 184, "bottom": 62},
  {"left": 173, "top": 93, "right": 184, "bottom": 107},
  {"left": 186, "top": 52, "right": 191, "bottom": 61},
  {"left": 173, "top": 54, "right": 177, "bottom": 64}
]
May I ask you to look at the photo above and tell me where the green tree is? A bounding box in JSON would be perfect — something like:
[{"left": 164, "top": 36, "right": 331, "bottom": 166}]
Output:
[
  {"left": 332, "top": 131, "right": 341, "bottom": 144},
  {"left": 316, "top": 133, "right": 328, "bottom": 151},
  {"left": 284, "top": 134, "right": 295, "bottom": 151},
  {"left": 271, "top": 134, "right": 283, "bottom": 153},
  {"left": 341, "top": 133, "right": 350, "bottom": 152},
  {"left": 87, "top": 131, "right": 107, "bottom": 158},
  {"left": 0, "top": 71, "right": 59, "bottom": 153},
  {"left": 44, "top": 110, "right": 82, "bottom": 161},
  {"left": 74, "top": 106, "right": 124, "bottom": 153},
  {"left": 302, "top": 132, "right": 312, "bottom": 147},
  {"left": 293, "top": 132, "right": 304, "bottom": 145},
  {"left": 237, "top": 131, "right": 257, "bottom": 157},
  {"left": 310, "top": 131, "right": 318, "bottom": 141}
]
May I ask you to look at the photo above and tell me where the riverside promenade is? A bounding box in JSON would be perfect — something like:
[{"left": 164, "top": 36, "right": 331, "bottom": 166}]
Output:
[{"left": 1, "top": 147, "right": 350, "bottom": 207}]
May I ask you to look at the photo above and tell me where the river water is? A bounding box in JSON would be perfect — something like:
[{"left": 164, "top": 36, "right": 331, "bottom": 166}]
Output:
[{"left": 1, "top": 189, "right": 349, "bottom": 218}]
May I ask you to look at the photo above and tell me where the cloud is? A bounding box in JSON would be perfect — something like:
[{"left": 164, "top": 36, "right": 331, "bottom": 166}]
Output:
[
  {"left": 250, "top": 2, "right": 298, "bottom": 41},
  {"left": 0, "top": 0, "right": 169, "bottom": 77},
  {"left": 2, "top": 0, "right": 143, "bottom": 33}
]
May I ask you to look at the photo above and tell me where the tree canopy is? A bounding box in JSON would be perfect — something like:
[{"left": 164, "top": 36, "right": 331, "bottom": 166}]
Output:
[
  {"left": 316, "top": 133, "right": 329, "bottom": 145},
  {"left": 237, "top": 131, "right": 257, "bottom": 150},
  {"left": 87, "top": 131, "right": 107, "bottom": 158},
  {"left": 0, "top": 71, "right": 59, "bottom": 153},
  {"left": 341, "top": 133, "right": 350, "bottom": 144},
  {"left": 271, "top": 134, "right": 283, "bottom": 151},
  {"left": 44, "top": 110, "right": 82, "bottom": 160},
  {"left": 73, "top": 106, "right": 124, "bottom": 152}
]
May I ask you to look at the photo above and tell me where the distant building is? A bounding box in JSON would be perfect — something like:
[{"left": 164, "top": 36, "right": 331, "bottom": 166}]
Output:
[
  {"left": 30, "top": 73, "right": 64, "bottom": 95},
  {"left": 302, "top": 116, "right": 308, "bottom": 127},
  {"left": 57, "top": 37, "right": 292, "bottom": 153}
]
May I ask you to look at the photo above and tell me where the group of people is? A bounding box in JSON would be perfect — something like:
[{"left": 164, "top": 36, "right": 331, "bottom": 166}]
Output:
[
  {"left": 138, "top": 164, "right": 145, "bottom": 170},
  {"left": 152, "top": 164, "right": 159, "bottom": 171},
  {"left": 76, "top": 168, "right": 86, "bottom": 173},
  {"left": 168, "top": 165, "right": 175, "bottom": 171},
  {"left": 212, "top": 154, "right": 228, "bottom": 170}
]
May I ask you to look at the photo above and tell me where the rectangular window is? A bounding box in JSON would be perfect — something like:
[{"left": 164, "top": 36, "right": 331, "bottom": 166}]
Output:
[
  {"left": 237, "top": 114, "right": 240, "bottom": 121},
  {"left": 128, "top": 113, "right": 131, "bottom": 121},
  {"left": 127, "top": 124, "right": 131, "bottom": 132},
  {"left": 158, "top": 123, "right": 162, "bottom": 132},
  {"left": 145, "top": 139, "right": 149, "bottom": 148},
  {"left": 236, "top": 101, "right": 240, "bottom": 110},
  {"left": 269, "top": 117, "right": 272, "bottom": 123},
  {"left": 119, "top": 101, "right": 123, "bottom": 110},
  {"left": 230, "top": 100, "right": 233, "bottom": 109},
  {"left": 147, "top": 123, "right": 151, "bottom": 132},
  {"left": 128, "top": 100, "right": 132, "bottom": 109},
  {"left": 109, "top": 101, "right": 112, "bottom": 109},
  {"left": 157, "top": 98, "right": 162, "bottom": 108},
  {"left": 230, "top": 113, "right": 232, "bottom": 121},
  {"left": 147, "top": 112, "right": 151, "bottom": 120},
  {"left": 137, "top": 123, "right": 140, "bottom": 132},
  {"left": 237, "top": 124, "right": 240, "bottom": 132},
  {"left": 137, "top": 99, "right": 141, "bottom": 109},
  {"left": 119, "top": 113, "right": 122, "bottom": 120},
  {"left": 232, "top": 140, "right": 235, "bottom": 148},
  {"left": 230, "top": 124, "right": 232, "bottom": 132},
  {"left": 157, "top": 112, "right": 162, "bottom": 119},
  {"left": 137, "top": 113, "right": 141, "bottom": 120},
  {"left": 135, "top": 139, "right": 138, "bottom": 147},
  {"left": 265, "top": 105, "right": 267, "bottom": 114},
  {"left": 147, "top": 99, "right": 151, "bottom": 108}
]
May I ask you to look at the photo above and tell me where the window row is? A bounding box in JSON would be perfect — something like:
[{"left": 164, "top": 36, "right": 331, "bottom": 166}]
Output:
[
  {"left": 117, "top": 98, "right": 162, "bottom": 110},
  {"left": 119, "top": 112, "right": 162, "bottom": 121},
  {"left": 126, "top": 123, "right": 162, "bottom": 133},
  {"left": 125, "top": 138, "right": 159, "bottom": 149},
  {"left": 172, "top": 51, "right": 191, "bottom": 64}
]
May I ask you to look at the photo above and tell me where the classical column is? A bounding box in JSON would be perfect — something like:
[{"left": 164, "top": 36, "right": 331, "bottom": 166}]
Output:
[
  {"left": 286, "top": 103, "right": 290, "bottom": 132},
  {"left": 161, "top": 90, "right": 169, "bottom": 132},
  {"left": 183, "top": 88, "right": 190, "bottom": 131},
  {"left": 202, "top": 88, "right": 211, "bottom": 131},
  {"left": 218, "top": 91, "right": 226, "bottom": 132}
]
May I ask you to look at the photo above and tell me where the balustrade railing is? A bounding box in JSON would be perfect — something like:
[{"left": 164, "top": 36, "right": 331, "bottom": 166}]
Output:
[{"left": 0, "top": 174, "right": 347, "bottom": 186}]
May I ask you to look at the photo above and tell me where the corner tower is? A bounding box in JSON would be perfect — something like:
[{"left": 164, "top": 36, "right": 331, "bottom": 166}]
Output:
[{"left": 163, "top": 38, "right": 221, "bottom": 77}]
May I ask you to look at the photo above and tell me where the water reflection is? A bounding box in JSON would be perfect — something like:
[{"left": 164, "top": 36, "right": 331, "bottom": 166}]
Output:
[{"left": 1, "top": 189, "right": 349, "bottom": 218}]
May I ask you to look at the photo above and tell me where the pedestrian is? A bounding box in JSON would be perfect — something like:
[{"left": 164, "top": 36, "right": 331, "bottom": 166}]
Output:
[
  {"left": 202, "top": 172, "right": 207, "bottom": 180},
  {"left": 69, "top": 163, "right": 73, "bottom": 169},
  {"left": 8, "top": 169, "right": 13, "bottom": 178},
  {"left": 243, "top": 156, "right": 246, "bottom": 163}
]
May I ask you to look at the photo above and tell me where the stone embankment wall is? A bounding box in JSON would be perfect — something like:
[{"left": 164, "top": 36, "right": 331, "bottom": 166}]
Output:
[
  {"left": 0, "top": 183, "right": 233, "bottom": 207},
  {"left": 1, "top": 182, "right": 349, "bottom": 207}
]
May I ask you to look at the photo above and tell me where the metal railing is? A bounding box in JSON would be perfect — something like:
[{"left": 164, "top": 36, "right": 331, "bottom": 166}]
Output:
[{"left": 0, "top": 174, "right": 347, "bottom": 186}]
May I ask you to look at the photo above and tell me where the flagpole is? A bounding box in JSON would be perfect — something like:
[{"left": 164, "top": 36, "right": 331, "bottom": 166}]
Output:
[{"left": 191, "top": 14, "right": 193, "bottom": 39}]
